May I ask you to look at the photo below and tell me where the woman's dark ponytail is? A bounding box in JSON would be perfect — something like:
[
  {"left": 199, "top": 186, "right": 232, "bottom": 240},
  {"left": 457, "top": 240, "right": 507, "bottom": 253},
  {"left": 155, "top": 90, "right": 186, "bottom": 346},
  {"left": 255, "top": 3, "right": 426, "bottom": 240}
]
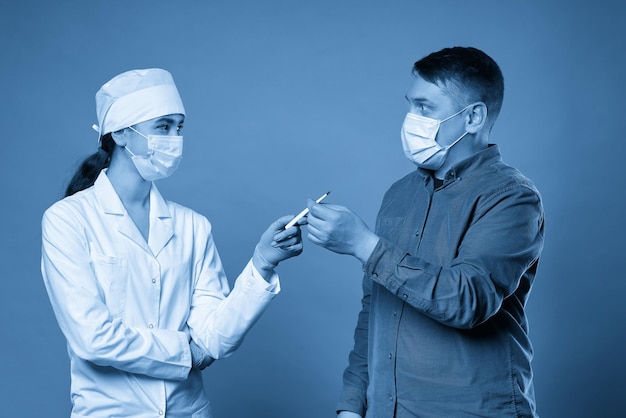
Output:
[{"left": 64, "top": 134, "right": 116, "bottom": 197}]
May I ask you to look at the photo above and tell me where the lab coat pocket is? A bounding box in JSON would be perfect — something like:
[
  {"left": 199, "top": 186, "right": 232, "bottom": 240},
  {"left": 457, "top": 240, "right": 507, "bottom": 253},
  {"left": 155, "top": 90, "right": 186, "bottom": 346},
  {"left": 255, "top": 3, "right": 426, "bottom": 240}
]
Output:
[{"left": 90, "top": 253, "right": 128, "bottom": 318}]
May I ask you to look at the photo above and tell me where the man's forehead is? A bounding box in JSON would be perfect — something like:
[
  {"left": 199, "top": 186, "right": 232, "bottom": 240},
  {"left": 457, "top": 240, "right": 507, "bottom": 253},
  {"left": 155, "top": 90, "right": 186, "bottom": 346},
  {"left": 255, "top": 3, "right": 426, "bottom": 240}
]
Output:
[{"left": 407, "top": 75, "right": 449, "bottom": 100}]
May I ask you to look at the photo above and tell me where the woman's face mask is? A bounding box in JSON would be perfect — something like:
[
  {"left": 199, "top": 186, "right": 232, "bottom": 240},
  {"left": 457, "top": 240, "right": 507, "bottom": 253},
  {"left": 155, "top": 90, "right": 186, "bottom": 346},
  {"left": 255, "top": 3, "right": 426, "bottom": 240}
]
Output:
[
  {"left": 400, "top": 105, "right": 470, "bottom": 170},
  {"left": 125, "top": 126, "right": 183, "bottom": 181}
]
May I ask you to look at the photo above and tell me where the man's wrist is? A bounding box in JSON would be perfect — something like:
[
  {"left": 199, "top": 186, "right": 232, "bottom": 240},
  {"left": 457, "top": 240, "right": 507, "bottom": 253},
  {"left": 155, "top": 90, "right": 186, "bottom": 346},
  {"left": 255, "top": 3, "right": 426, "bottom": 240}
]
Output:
[{"left": 354, "top": 232, "right": 380, "bottom": 265}]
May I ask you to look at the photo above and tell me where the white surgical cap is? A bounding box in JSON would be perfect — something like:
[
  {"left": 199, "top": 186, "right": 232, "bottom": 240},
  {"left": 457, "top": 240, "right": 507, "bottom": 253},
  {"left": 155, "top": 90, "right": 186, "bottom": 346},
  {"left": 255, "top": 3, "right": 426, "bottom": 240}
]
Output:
[{"left": 93, "top": 68, "right": 185, "bottom": 137}]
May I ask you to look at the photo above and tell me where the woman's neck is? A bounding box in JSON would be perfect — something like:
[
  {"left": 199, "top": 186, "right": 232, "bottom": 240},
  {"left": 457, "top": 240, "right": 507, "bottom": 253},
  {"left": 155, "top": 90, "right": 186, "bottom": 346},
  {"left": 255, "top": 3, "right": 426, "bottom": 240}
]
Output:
[
  {"left": 107, "top": 160, "right": 152, "bottom": 242},
  {"left": 107, "top": 152, "right": 151, "bottom": 206}
]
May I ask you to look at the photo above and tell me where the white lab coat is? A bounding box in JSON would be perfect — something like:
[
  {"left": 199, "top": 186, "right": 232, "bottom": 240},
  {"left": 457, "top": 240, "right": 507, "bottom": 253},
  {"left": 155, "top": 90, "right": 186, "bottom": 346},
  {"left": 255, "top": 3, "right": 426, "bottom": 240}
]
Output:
[{"left": 41, "top": 170, "right": 280, "bottom": 418}]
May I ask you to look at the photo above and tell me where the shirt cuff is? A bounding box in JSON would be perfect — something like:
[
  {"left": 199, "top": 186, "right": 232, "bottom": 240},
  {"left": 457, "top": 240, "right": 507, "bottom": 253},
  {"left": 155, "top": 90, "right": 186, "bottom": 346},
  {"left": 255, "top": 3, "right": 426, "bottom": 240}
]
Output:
[
  {"left": 363, "top": 238, "right": 407, "bottom": 294},
  {"left": 336, "top": 384, "right": 367, "bottom": 416}
]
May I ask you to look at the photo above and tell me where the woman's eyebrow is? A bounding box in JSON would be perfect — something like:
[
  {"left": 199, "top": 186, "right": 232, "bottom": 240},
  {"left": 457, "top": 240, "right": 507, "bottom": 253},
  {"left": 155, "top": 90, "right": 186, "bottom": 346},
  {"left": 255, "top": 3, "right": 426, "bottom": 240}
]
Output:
[{"left": 153, "top": 116, "right": 183, "bottom": 125}]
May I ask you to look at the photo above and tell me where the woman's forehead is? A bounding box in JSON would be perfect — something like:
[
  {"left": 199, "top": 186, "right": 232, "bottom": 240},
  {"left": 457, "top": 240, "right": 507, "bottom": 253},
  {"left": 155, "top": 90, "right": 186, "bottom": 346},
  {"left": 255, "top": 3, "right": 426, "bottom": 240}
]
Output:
[{"left": 139, "top": 114, "right": 185, "bottom": 126}]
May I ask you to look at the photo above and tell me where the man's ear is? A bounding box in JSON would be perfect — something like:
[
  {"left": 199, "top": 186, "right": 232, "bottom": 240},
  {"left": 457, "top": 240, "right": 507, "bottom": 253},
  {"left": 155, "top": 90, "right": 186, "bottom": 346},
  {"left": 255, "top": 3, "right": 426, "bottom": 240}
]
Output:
[{"left": 465, "top": 102, "right": 488, "bottom": 134}]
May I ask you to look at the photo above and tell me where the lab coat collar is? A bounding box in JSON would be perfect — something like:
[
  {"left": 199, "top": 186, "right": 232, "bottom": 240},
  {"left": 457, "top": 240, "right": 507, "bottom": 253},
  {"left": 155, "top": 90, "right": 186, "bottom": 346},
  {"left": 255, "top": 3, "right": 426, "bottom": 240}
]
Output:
[
  {"left": 94, "top": 170, "right": 174, "bottom": 256},
  {"left": 148, "top": 182, "right": 174, "bottom": 256}
]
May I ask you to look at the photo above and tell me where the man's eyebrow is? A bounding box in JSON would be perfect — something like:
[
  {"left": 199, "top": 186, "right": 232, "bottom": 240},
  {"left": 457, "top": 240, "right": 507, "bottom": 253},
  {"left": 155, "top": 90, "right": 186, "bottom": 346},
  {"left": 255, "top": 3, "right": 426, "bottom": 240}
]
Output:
[{"left": 404, "top": 95, "right": 432, "bottom": 104}]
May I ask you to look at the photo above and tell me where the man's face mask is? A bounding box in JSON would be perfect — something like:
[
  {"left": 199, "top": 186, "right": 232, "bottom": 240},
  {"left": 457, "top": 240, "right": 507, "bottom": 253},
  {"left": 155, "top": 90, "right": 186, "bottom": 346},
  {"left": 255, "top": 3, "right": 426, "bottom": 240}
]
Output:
[
  {"left": 125, "top": 126, "right": 183, "bottom": 181},
  {"left": 400, "top": 105, "right": 470, "bottom": 170}
]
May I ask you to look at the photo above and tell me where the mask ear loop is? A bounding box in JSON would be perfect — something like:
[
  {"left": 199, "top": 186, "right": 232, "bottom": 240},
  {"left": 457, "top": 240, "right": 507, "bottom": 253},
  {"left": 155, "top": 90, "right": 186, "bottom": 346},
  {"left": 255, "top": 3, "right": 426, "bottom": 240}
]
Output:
[
  {"left": 436, "top": 104, "right": 474, "bottom": 151},
  {"left": 125, "top": 125, "right": 156, "bottom": 158},
  {"left": 127, "top": 125, "right": 149, "bottom": 140},
  {"left": 445, "top": 131, "right": 469, "bottom": 150},
  {"left": 440, "top": 103, "right": 473, "bottom": 124}
]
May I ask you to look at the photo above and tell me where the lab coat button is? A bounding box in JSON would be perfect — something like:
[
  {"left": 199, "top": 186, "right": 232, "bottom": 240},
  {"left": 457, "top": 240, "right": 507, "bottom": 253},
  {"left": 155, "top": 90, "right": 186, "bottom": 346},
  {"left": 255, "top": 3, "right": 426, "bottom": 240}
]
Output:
[
  {"left": 148, "top": 324, "right": 154, "bottom": 329},
  {"left": 152, "top": 278, "right": 157, "bottom": 283}
]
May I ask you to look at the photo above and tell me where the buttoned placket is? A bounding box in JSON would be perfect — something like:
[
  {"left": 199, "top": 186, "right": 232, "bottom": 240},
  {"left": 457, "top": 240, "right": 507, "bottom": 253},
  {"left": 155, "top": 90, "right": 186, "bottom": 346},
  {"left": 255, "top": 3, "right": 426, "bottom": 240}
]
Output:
[
  {"left": 414, "top": 176, "right": 434, "bottom": 254},
  {"left": 147, "top": 256, "right": 161, "bottom": 330}
]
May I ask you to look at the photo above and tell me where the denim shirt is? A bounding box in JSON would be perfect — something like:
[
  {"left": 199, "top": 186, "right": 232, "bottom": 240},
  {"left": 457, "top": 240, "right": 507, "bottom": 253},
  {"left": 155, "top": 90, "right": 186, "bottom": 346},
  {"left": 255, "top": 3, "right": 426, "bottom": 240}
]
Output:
[{"left": 338, "top": 145, "right": 545, "bottom": 417}]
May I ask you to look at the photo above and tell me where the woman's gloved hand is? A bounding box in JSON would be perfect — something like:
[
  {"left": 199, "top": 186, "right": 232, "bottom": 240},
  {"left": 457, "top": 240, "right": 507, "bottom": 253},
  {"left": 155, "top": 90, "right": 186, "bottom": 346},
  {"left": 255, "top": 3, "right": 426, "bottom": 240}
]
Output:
[
  {"left": 189, "top": 340, "right": 214, "bottom": 370},
  {"left": 252, "top": 215, "right": 303, "bottom": 276}
]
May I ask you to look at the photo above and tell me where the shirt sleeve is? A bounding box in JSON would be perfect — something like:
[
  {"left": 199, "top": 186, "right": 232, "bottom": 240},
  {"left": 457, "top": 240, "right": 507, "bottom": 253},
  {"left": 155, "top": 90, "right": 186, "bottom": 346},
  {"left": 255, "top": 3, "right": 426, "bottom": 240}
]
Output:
[
  {"left": 41, "top": 203, "right": 191, "bottom": 381},
  {"left": 364, "top": 183, "right": 544, "bottom": 329},
  {"left": 336, "top": 275, "right": 371, "bottom": 416},
  {"left": 187, "top": 220, "right": 280, "bottom": 359}
]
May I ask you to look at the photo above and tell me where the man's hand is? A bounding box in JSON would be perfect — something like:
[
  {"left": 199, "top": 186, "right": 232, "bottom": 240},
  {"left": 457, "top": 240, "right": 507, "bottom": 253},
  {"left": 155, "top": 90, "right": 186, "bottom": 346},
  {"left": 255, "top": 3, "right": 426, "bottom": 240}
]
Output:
[
  {"left": 337, "top": 411, "right": 362, "bottom": 418},
  {"left": 305, "top": 199, "right": 379, "bottom": 264}
]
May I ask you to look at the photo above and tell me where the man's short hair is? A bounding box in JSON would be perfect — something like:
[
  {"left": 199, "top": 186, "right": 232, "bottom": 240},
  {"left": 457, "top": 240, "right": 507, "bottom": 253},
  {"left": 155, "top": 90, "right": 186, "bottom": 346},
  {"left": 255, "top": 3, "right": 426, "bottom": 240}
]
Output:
[{"left": 413, "top": 47, "right": 504, "bottom": 126}]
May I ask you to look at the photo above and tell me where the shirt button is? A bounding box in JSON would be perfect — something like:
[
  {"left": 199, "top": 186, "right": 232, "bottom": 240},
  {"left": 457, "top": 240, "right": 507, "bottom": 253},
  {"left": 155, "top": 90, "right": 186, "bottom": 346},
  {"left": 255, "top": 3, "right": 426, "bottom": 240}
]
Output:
[
  {"left": 158, "top": 411, "right": 163, "bottom": 416},
  {"left": 403, "top": 293, "right": 408, "bottom": 299},
  {"left": 393, "top": 311, "right": 397, "bottom": 317},
  {"left": 388, "top": 353, "right": 393, "bottom": 360},
  {"left": 389, "top": 395, "right": 394, "bottom": 401},
  {"left": 152, "top": 278, "right": 157, "bottom": 283},
  {"left": 372, "top": 272, "right": 378, "bottom": 279},
  {"left": 148, "top": 324, "right": 154, "bottom": 329},
  {"left": 415, "top": 230, "right": 420, "bottom": 236}
]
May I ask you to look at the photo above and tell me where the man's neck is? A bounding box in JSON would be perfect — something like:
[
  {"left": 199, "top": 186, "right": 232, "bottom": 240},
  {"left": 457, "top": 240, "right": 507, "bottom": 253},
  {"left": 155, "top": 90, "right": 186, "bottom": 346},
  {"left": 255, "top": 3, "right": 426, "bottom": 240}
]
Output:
[{"left": 434, "top": 134, "right": 488, "bottom": 179}]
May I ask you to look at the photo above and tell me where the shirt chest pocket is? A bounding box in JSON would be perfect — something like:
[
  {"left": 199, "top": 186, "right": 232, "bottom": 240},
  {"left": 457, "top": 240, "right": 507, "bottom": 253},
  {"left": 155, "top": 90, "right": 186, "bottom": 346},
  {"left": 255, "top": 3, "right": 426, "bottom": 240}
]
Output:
[
  {"left": 90, "top": 253, "right": 128, "bottom": 318},
  {"left": 377, "top": 216, "right": 406, "bottom": 242}
]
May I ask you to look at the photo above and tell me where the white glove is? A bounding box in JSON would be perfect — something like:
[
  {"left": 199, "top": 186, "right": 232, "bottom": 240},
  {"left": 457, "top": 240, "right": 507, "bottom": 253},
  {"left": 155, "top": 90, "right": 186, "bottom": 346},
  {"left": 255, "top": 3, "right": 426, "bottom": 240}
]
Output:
[{"left": 253, "top": 215, "right": 303, "bottom": 273}]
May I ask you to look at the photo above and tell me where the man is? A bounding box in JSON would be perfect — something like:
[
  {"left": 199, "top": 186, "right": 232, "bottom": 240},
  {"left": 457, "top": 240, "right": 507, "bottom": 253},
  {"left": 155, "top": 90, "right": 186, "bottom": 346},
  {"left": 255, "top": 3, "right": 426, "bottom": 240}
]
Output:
[{"left": 306, "top": 47, "right": 545, "bottom": 417}]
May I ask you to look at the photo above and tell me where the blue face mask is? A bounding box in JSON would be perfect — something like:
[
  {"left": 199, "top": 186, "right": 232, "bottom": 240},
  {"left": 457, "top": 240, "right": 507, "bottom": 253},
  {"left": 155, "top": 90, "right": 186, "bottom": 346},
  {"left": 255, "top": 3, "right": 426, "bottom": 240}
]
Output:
[
  {"left": 126, "top": 126, "right": 183, "bottom": 181},
  {"left": 400, "top": 105, "right": 470, "bottom": 170}
]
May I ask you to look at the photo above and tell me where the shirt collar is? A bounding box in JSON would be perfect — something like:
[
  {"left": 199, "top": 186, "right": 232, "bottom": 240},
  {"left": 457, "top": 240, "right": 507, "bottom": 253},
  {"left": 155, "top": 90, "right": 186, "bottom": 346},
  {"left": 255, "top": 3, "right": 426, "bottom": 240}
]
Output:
[{"left": 417, "top": 144, "right": 502, "bottom": 186}]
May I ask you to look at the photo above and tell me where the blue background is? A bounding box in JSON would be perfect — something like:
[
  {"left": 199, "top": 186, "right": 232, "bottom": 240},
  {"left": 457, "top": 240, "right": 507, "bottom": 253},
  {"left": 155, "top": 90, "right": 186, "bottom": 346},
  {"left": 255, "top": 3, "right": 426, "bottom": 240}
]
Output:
[{"left": 1, "top": 1, "right": 624, "bottom": 416}]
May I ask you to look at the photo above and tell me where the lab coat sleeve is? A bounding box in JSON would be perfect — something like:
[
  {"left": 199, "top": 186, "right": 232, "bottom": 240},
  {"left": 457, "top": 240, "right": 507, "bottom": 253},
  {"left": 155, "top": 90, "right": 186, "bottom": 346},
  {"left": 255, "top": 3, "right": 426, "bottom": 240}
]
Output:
[
  {"left": 187, "top": 218, "right": 280, "bottom": 359},
  {"left": 41, "top": 203, "right": 191, "bottom": 381}
]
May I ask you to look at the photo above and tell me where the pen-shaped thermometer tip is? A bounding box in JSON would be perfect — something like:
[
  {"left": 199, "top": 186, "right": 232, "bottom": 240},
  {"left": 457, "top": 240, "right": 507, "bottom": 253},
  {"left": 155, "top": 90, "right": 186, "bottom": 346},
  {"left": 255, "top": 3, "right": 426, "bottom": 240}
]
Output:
[
  {"left": 284, "top": 191, "right": 331, "bottom": 229},
  {"left": 317, "top": 191, "right": 331, "bottom": 202}
]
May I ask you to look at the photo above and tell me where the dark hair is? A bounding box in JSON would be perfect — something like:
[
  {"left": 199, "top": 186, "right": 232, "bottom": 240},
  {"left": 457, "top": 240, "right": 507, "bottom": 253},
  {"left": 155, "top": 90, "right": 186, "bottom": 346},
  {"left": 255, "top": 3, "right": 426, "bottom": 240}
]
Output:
[
  {"left": 412, "top": 46, "right": 504, "bottom": 126},
  {"left": 65, "top": 133, "right": 116, "bottom": 197}
]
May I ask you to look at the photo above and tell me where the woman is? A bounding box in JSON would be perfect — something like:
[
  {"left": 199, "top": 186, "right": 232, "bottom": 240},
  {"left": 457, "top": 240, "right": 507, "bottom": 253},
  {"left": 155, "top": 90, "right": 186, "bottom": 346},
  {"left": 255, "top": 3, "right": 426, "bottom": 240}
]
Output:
[{"left": 41, "top": 68, "right": 303, "bottom": 417}]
